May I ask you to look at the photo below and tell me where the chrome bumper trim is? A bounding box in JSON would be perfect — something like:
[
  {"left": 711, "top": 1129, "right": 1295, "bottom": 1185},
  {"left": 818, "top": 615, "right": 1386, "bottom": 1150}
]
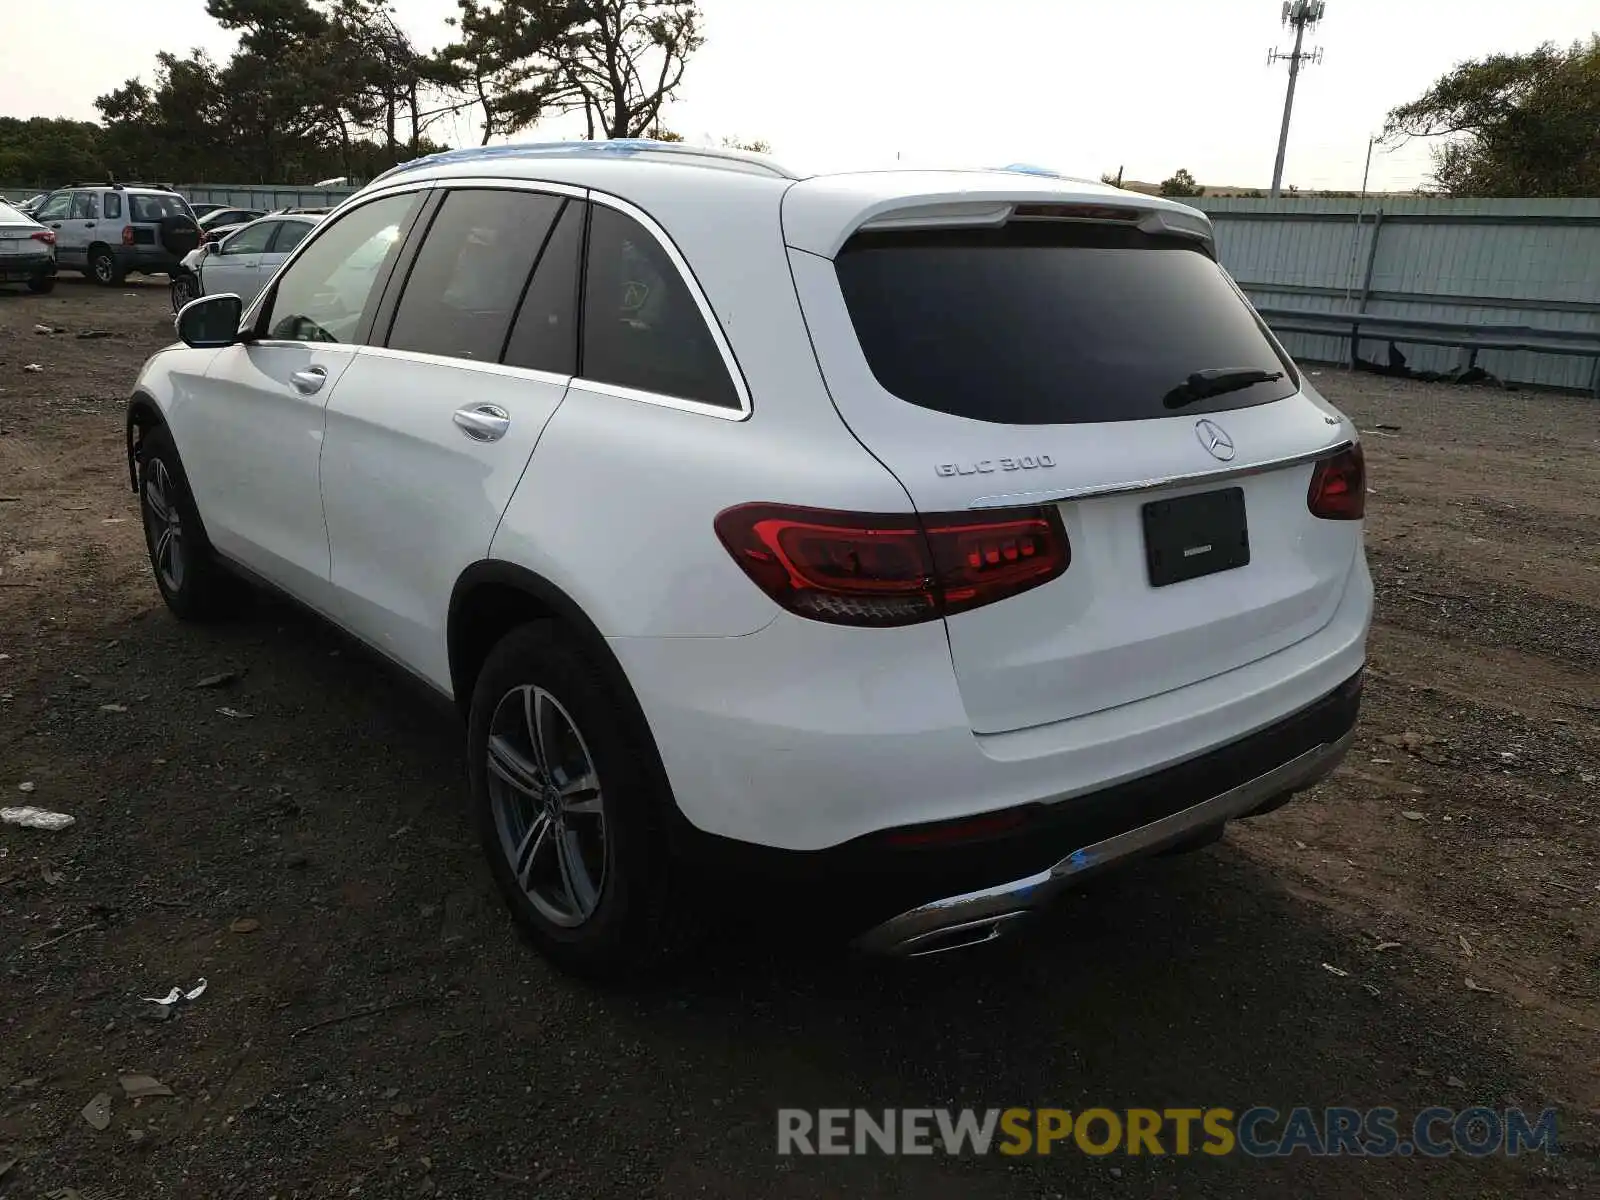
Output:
[
  {"left": 967, "top": 439, "right": 1352, "bottom": 509},
  {"left": 854, "top": 728, "right": 1356, "bottom": 957}
]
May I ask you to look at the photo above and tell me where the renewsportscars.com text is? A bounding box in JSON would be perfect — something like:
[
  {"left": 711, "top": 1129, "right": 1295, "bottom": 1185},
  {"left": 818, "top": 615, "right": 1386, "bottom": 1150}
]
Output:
[{"left": 777, "top": 1106, "right": 1559, "bottom": 1158}]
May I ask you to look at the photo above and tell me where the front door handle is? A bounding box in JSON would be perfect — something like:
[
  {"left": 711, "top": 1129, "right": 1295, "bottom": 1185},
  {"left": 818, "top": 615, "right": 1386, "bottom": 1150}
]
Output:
[
  {"left": 290, "top": 366, "right": 328, "bottom": 395},
  {"left": 452, "top": 404, "right": 511, "bottom": 443}
]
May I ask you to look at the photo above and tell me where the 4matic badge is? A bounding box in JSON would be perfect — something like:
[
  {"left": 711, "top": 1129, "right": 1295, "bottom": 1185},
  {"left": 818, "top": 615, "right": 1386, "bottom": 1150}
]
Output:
[{"left": 935, "top": 455, "right": 1056, "bottom": 478}]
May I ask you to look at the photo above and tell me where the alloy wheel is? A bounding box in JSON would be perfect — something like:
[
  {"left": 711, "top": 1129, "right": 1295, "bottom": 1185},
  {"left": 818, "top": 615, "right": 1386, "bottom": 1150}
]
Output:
[
  {"left": 143, "top": 459, "right": 185, "bottom": 592},
  {"left": 486, "top": 685, "right": 607, "bottom": 928}
]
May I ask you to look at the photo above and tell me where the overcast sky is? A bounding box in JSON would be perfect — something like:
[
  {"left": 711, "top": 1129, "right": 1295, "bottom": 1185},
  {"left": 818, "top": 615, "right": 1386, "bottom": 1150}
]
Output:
[{"left": 3, "top": 0, "right": 1594, "bottom": 190}]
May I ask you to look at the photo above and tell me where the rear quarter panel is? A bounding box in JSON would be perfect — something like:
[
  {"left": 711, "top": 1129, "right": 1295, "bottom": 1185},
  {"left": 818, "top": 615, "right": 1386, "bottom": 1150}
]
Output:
[{"left": 490, "top": 180, "right": 912, "bottom": 638}]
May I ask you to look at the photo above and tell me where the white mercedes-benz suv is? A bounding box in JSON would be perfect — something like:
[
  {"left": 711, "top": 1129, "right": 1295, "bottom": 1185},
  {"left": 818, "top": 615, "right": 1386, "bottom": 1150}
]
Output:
[{"left": 127, "top": 141, "right": 1370, "bottom": 974}]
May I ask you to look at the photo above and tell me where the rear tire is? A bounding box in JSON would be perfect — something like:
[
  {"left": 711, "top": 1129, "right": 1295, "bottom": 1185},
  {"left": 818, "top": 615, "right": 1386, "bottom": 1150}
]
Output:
[
  {"left": 89, "top": 246, "right": 125, "bottom": 287},
  {"left": 468, "top": 622, "right": 695, "bottom": 979},
  {"left": 26, "top": 275, "right": 55, "bottom": 294},
  {"left": 137, "top": 424, "right": 244, "bottom": 621}
]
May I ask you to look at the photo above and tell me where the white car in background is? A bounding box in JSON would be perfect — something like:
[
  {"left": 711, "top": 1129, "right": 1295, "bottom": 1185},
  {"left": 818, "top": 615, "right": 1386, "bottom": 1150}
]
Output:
[
  {"left": 130, "top": 141, "right": 1370, "bottom": 975},
  {"left": 170, "top": 213, "right": 322, "bottom": 310},
  {"left": 0, "top": 198, "right": 56, "bottom": 292}
]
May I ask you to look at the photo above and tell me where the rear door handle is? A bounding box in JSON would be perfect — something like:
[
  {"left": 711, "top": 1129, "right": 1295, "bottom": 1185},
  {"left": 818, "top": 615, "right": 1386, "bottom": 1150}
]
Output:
[
  {"left": 452, "top": 404, "right": 511, "bottom": 443},
  {"left": 290, "top": 366, "right": 328, "bottom": 395}
]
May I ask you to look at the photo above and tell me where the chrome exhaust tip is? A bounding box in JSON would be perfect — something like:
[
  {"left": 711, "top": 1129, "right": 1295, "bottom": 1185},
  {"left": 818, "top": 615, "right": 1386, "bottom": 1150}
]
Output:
[{"left": 897, "top": 911, "right": 1034, "bottom": 958}]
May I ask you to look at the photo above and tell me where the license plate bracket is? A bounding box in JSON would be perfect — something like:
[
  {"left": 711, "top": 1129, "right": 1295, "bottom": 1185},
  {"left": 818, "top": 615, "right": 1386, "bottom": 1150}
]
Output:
[{"left": 1142, "top": 487, "right": 1250, "bottom": 587}]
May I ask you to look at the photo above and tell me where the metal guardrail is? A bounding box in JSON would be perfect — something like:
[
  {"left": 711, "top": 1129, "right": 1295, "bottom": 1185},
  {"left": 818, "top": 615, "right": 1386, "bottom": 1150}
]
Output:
[{"left": 1254, "top": 307, "right": 1600, "bottom": 398}]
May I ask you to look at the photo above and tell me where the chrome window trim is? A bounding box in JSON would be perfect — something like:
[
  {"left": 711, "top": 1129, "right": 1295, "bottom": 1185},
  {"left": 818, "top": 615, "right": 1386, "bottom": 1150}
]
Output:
[
  {"left": 568, "top": 377, "right": 748, "bottom": 422},
  {"left": 967, "top": 439, "right": 1353, "bottom": 509},
  {"left": 263, "top": 174, "right": 752, "bottom": 420},
  {"left": 355, "top": 343, "right": 573, "bottom": 388}
]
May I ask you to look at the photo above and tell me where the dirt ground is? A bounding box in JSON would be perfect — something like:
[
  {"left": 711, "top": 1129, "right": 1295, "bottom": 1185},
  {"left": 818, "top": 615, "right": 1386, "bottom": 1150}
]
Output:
[{"left": 1, "top": 280, "right": 1596, "bottom": 1199}]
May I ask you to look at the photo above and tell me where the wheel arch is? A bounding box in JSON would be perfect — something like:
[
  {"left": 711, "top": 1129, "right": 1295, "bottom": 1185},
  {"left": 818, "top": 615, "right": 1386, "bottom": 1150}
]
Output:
[
  {"left": 447, "top": 561, "right": 651, "bottom": 736},
  {"left": 126, "top": 389, "right": 165, "bottom": 493}
]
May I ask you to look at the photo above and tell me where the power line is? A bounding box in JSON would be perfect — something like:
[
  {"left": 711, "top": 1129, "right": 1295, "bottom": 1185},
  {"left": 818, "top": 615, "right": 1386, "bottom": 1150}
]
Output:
[{"left": 1267, "top": 1, "right": 1327, "bottom": 199}]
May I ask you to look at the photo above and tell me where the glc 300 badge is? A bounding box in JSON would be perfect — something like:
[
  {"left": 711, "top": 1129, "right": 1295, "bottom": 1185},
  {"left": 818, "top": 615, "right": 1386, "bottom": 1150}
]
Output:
[{"left": 935, "top": 455, "right": 1056, "bottom": 478}]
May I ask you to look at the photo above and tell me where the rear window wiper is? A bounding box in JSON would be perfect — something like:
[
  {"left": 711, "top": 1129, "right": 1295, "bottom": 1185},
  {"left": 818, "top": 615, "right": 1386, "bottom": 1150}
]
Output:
[{"left": 1163, "top": 368, "right": 1285, "bottom": 409}]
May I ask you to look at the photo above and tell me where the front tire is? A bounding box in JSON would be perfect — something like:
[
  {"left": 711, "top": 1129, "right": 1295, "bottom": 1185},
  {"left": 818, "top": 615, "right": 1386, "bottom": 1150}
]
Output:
[
  {"left": 137, "top": 424, "right": 242, "bottom": 620},
  {"left": 468, "top": 623, "right": 691, "bottom": 978},
  {"left": 170, "top": 271, "right": 199, "bottom": 311}
]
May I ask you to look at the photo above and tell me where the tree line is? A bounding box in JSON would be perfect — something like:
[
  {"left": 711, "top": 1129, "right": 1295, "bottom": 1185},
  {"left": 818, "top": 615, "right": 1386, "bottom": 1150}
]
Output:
[
  {"left": 3, "top": 12, "right": 1592, "bottom": 196},
  {"left": 1, "top": 0, "right": 717, "bottom": 187}
]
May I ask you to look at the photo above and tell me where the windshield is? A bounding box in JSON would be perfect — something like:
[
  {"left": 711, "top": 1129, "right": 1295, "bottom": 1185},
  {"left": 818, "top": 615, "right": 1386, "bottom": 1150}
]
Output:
[{"left": 834, "top": 222, "right": 1297, "bottom": 425}]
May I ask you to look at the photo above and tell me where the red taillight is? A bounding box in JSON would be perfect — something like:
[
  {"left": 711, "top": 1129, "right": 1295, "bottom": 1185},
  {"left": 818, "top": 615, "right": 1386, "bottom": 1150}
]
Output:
[
  {"left": 714, "top": 503, "right": 1070, "bottom": 627},
  {"left": 121, "top": 225, "right": 135, "bottom": 246},
  {"left": 30, "top": 230, "right": 55, "bottom": 245},
  {"left": 1307, "top": 443, "right": 1366, "bottom": 520}
]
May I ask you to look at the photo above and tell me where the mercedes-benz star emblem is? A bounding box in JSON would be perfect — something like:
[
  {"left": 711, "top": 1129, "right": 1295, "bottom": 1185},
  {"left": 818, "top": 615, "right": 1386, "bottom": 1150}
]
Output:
[{"left": 1195, "top": 419, "right": 1236, "bottom": 462}]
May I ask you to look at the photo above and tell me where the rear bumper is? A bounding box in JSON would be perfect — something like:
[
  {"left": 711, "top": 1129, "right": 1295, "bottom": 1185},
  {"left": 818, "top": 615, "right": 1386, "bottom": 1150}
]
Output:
[
  {"left": 856, "top": 719, "right": 1356, "bottom": 955},
  {"left": 610, "top": 553, "right": 1372, "bottom": 851},
  {"left": 671, "top": 665, "right": 1362, "bottom": 946},
  {"left": 117, "top": 246, "right": 183, "bottom": 273},
  {"left": 0, "top": 252, "right": 54, "bottom": 281}
]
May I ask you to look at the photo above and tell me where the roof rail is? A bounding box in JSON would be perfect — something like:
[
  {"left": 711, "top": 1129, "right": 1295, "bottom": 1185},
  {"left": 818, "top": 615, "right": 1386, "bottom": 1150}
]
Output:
[
  {"left": 62, "top": 180, "right": 180, "bottom": 192},
  {"left": 371, "top": 139, "right": 800, "bottom": 186}
]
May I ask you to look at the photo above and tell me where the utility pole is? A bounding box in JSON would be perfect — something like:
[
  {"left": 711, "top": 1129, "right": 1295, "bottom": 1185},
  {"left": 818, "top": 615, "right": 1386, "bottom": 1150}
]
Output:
[
  {"left": 1268, "top": 1, "right": 1327, "bottom": 199},
  {"left": 1343, "top": 134, "right": 1378, "bottom": 303}
]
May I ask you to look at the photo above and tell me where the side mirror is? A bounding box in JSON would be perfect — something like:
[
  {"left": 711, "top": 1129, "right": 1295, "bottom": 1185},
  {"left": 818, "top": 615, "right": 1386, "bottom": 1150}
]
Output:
[{"left": 175, "top": 294, "right": 243, "bottom": 348}]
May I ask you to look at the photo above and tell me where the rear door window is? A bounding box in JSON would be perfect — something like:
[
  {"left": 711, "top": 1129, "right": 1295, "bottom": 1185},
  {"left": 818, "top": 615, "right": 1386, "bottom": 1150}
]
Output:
[
  {"left": 271, "top": 221, "right": 313, "bottom": 254},
  {"left": 502, "top": 199, "right": 583, "bottom": 375},
  {"left": 581, "top": 205, "right": 739, "bottom": 409},
  {"left": 385, "top": 188, "right": 565, "bottom": 363},
  {"left": 70, "top": 193, "right": 97, "bottom": 220},
  {"left": 833, "top": 222, "right": 1297, "bottom": 424},
  {"left": 104, "top": 192, "right": 121, "bottom": 219}
]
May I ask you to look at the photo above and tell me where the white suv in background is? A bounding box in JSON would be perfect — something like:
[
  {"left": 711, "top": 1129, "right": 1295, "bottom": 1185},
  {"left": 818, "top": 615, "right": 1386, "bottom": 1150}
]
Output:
[
  {"left": 126, "top": 142, "right": 1371, "bottom": 974},
  {"left": 30, "top": 182, "right": 201, "bottom": 285}
]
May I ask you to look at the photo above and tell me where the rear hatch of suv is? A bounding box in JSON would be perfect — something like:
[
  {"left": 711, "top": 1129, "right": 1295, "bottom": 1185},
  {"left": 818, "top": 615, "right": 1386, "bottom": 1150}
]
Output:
[
  {"left": 129, "top": 191, "right": 202, "bottom": 258},
  {"left": 783, "top": 175, "right": 1362, "bottom": 735}
]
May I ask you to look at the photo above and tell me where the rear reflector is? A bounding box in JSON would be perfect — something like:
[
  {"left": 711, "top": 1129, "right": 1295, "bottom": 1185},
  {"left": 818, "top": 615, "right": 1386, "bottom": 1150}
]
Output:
[
  {"left": 714, "top": 503, "right": 1070, "bottom": 627},
  {"left": 883, "top": 809, "right": 1028, "bottom": 848},
  {"left": 1307, "top": 443, "right": 1366, "bottom": 520}
]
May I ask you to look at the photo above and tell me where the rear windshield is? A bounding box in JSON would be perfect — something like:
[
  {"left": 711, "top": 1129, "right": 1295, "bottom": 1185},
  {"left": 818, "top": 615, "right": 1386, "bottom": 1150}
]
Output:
[
  {"left": 834, "top": 222, "right": 1297, "bottom": 424},
  {"left": 130, "top": 194, "right": 193, "bottom": 223}
]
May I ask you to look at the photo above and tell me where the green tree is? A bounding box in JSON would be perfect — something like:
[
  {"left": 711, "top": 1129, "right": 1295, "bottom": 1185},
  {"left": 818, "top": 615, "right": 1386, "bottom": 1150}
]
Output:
[
  {"left": 562, "top": 1, "right": 704, "bottom": 138},
  {"left": 1383, "top": 36, "right": 1600, "bottom": 197},
  {"left": 1159, "top": 168, "right": 1204, "bottom": 197},
  {"left": 445, "top": 1, "right": 705, "bottom": 141},
  {"left": 0, "top": 119, "right": 108, "bottom": 186},
  {"left": 441, "top": 0, "right": 574, "bottom": 144}
]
